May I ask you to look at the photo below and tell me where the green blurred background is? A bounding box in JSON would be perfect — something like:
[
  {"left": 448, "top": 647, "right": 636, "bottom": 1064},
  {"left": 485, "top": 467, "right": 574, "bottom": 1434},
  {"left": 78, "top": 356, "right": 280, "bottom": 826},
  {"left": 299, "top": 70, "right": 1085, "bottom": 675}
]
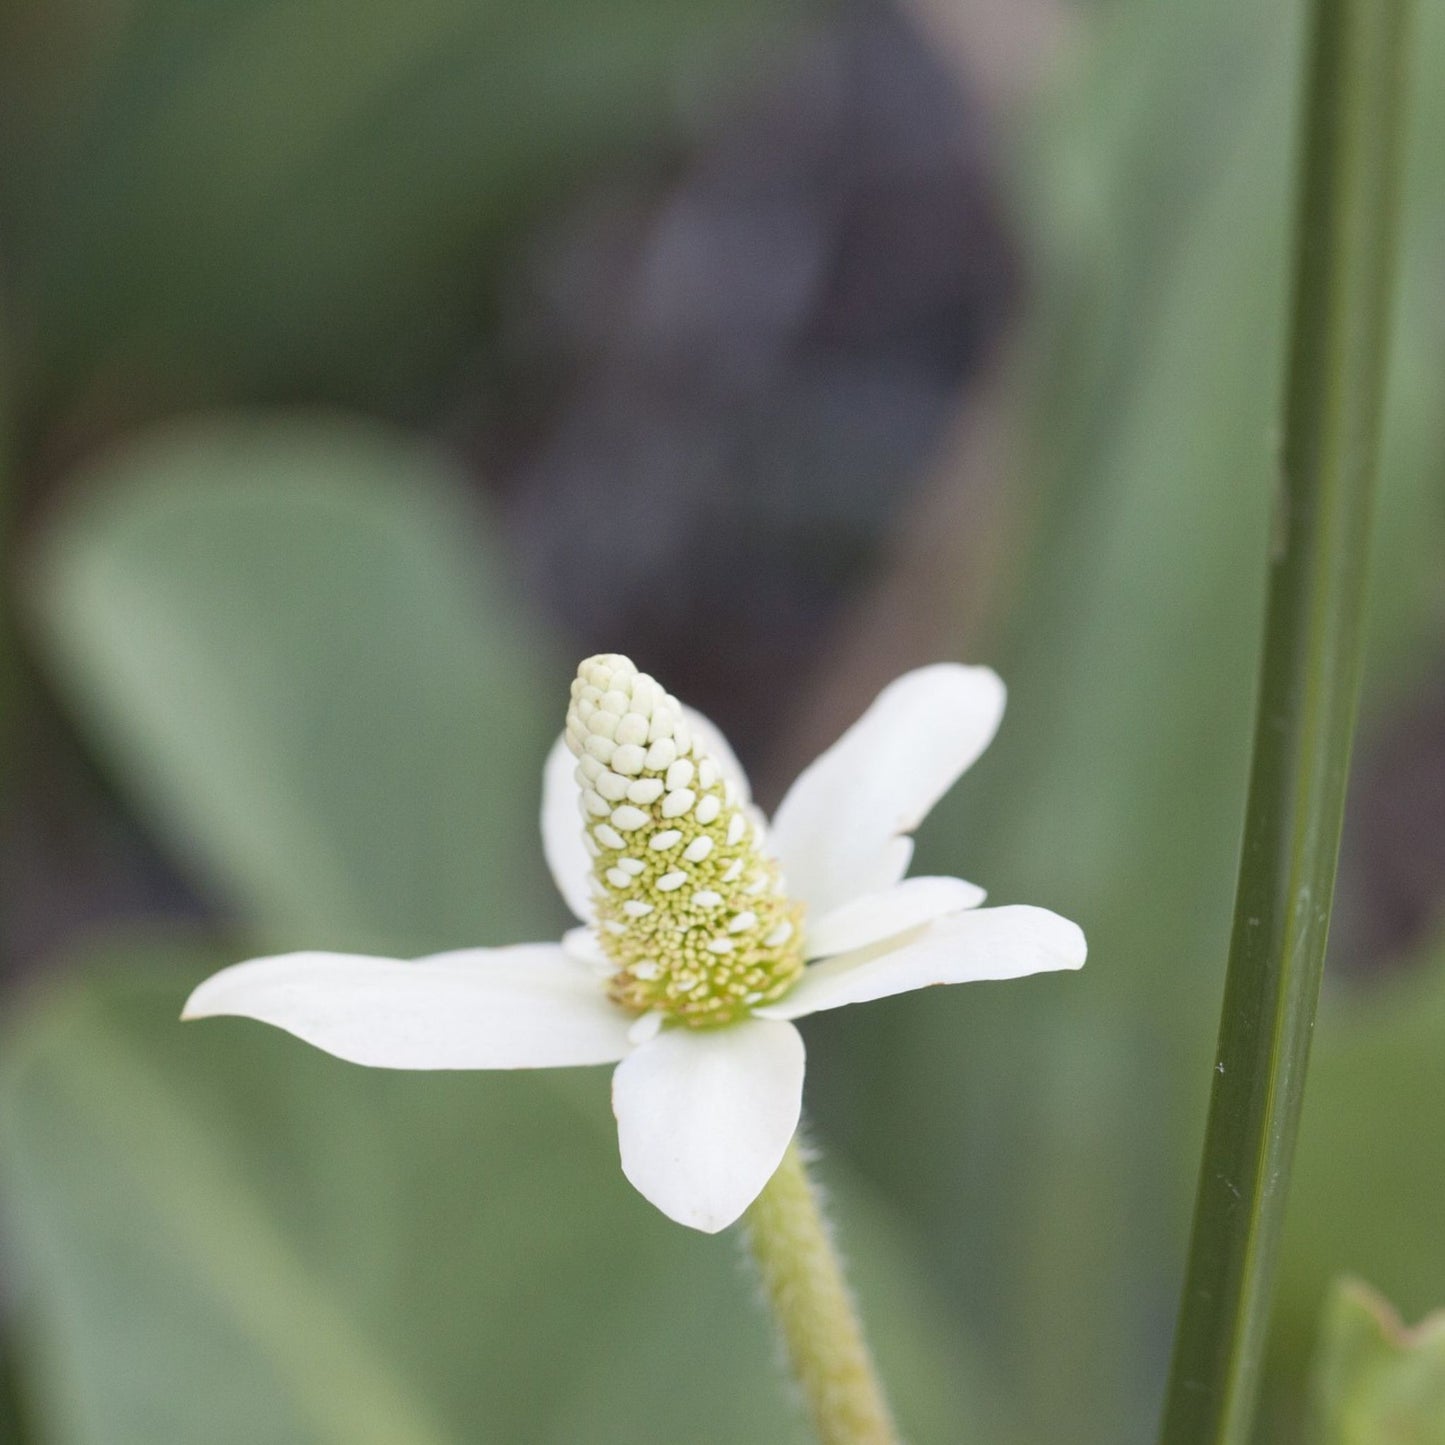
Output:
[{"left": 0, "top": 0, "right": 1441, "bottom": 1440}]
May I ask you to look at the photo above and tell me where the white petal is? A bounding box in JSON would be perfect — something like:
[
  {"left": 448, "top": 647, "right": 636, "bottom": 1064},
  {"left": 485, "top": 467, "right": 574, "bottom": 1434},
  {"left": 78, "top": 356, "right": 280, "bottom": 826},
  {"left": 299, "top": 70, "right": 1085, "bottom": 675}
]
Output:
[
  {"left": 805, "top": 875, "right": 986, "bottom": 959},
  {"left": 562, "top": 924, "right": 610, "bottom": 974},
  {"left": 611, "top": 1018, "right": 804, "bottom": 1233},
  {"left": 756, "top": 905, "right": 1085, "bottom": 1020},
  {"left": 182, "top": 943, "right": 634, "bottom": 1069},
  {"left": 769, "top": 665, "right": 1006, "bottom": 917},
  {"left": 628, "top": 1011, "right": 665, "bottom": 1045},
  {"left": 543, "top": 733, "right": 595, "bottom": 922},
  {"left": 682, "top": 704, "right": 752, "bottom": 806}
]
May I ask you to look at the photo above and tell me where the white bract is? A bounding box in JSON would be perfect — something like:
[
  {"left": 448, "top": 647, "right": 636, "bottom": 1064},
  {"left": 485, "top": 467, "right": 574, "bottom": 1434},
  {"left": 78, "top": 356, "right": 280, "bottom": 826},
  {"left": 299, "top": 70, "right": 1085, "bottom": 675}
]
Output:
[{"left": 184, "top": 656, "right": 1085, "bottom": 1232}]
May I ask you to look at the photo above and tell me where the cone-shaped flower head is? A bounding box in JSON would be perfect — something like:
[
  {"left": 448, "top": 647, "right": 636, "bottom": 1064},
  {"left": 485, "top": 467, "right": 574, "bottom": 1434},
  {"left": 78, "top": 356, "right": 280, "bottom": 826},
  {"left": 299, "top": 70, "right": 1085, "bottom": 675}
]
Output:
[{"left": 565, "top": 654, "right": 803, "bottom": 1026}]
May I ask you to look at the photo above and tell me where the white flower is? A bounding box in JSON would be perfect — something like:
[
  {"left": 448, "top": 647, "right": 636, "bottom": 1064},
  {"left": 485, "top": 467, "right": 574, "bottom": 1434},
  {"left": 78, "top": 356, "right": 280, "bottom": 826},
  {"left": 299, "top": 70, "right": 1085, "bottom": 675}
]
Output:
[{"left": 184, "top": 656, "right": 1085, "bottom": 1232}]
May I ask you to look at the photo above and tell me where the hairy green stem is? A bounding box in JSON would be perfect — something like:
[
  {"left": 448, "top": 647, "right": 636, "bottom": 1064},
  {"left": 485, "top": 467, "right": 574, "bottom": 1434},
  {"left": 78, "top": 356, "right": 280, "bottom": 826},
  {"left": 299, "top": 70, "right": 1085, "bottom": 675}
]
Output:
[
  {"left": 744, "top": 1141, "right": 898, "bottom": 1445},
  {"left": 1159, "top": 1, "right": 1413, "bottom": 1441}
]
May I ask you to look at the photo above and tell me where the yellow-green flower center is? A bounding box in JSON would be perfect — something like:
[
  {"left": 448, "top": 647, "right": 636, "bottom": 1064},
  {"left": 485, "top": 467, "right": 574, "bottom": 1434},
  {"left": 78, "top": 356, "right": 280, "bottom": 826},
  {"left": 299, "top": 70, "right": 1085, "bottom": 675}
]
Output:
[{"left": 566, "top": 655, "right": 805, "bottom": 1027}]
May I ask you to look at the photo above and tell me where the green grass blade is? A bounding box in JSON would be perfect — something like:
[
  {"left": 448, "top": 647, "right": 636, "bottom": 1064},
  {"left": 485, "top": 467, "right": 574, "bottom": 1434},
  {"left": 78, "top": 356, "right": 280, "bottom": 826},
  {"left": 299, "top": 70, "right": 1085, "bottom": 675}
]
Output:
[{"left": 1159, "top": 1, "right": 1416, "bottom": 1440}]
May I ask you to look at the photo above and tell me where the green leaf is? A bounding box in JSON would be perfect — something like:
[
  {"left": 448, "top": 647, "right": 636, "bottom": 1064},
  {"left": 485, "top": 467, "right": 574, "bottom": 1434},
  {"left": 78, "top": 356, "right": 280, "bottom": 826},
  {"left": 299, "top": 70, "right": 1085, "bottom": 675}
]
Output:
[
  {"left": 0, "top": 285, "right": 36, "bottom": 1445},
  {"left": 1265, "top": 936, "right": 1445, "bottom": 1433},
  {"left": 25, "top": 415, "right": 562, "bottom": 955},
  {"left": 0, "top": 939, "right": 989, "bottom": 1445},
  {"left": 1309, "top": 1280, "right": 1445, "bottom": 1444},
  {"left": 0, "top": 0, "right": 804, "bottom": 411}
]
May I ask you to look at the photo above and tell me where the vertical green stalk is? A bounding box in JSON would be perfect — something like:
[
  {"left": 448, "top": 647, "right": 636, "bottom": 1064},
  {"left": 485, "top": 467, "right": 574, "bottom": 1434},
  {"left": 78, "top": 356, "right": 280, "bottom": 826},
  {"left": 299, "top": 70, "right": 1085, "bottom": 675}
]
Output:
[
  {"left": 744, "top": 1141, "right": 899, "bottom": 1445},
  {"left": 1159, "top": 2, "right": 1413, "bottom": 1442}
]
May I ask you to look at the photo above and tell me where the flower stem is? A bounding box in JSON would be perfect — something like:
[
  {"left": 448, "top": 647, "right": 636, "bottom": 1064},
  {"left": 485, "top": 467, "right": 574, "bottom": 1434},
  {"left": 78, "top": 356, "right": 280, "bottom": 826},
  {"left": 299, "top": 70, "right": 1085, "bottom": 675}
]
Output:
[
  {"left": 1159, "top": 2, "right": 1413, "bottom": 1442},
  {"left": 744, "top": 1140, "right": 899, "bottom": 1445}
]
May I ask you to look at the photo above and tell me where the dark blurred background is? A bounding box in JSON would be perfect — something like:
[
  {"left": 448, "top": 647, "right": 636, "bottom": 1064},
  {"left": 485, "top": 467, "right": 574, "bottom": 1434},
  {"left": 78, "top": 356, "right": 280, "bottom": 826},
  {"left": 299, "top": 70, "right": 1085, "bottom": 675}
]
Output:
[
  {"left": 3, "top": 0, "right": 1020, "bottom": 968},
  {"left": 0, "top": 0, "right": 1441, "bottom": 1441}
]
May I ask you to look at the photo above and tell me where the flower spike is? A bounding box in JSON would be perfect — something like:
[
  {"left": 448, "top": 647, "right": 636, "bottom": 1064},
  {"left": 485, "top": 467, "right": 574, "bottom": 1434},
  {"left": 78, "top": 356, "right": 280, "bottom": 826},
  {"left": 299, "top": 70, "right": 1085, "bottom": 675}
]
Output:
[{"left": 565, "top": 654, "right": 804, "bottom": 1026}]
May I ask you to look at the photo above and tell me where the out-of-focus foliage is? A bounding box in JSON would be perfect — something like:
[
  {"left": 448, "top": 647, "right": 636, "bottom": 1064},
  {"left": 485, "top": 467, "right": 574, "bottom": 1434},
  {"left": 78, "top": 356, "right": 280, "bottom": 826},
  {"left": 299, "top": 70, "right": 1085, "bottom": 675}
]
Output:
[
  {"left": 0, "top": 0, "right": 802, "bottom": 417},
  {"left": 1308, "top": 1280, "right": 1445, "bottom": 1445},
  {"left": 1273, "top": 937, "right": 1445, "bottom": 1402},
  {"left": 0, "top": 354, "right": 23, "bottom": 1445},
  {"left": 0, "top": 312, "right": 13, "bottom": 766},
  {"left": 0, "top": 939, "right": 989, "bottom": 1445},
  {"left": 0, "top": 0, "right": 1441, "bottom": 1441},
  {"left": 806, "top": 0, "right": 1445, "bottom": 1441},
  {"left": 28, "top": 418, "right": 562, "bottom": 956}
]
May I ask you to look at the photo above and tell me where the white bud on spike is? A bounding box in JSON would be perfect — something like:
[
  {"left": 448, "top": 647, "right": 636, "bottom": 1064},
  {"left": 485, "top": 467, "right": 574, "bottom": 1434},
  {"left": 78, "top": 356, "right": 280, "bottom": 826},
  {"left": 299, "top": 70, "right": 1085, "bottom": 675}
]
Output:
[
  {"left": 616, "top": 713, "right": 649, "bottom": 746},
  {"left": 661, "top": 788, "right": 695, "bottom": 819},
  {"left": 627, "top": 777, "right": 664, "bottom": 805},
  {"left": 596, "top": 771, "right": 628, "bottom": 802},
  {"left": 612, "top": 744, "right": 646, "bottom": 775}
]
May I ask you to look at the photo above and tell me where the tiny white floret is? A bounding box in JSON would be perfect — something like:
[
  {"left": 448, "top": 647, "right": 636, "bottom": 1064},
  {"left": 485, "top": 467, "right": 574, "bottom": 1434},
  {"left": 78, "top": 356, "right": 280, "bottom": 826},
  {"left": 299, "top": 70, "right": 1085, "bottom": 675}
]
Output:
[
  {"left": 616, "top": 714, "right": 649, "bottom": 746},
  {"left": 646, "top": 737, "right": 676, "bottom": 771},
  {"left": 596, "top": 772, "right": 628, "bottom": 802}
]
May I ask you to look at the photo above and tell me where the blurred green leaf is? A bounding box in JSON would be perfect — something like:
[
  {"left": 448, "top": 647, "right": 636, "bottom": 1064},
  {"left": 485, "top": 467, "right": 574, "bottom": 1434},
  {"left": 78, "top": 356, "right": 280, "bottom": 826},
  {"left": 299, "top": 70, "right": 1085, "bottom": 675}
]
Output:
[
  {"left": 807, "top": 0, "right": 1445, "bottom": 1439},
  {"left": 26, "top": 415, "right": 561, "bottom": 955},
  {"left": 0, "top": 0, "right": 803, "bottom": 415},
  {"left": 0, "top": 261, "right": 36, "bottom": 1445},
  {"left": 1259, "top": 935, "right": 1445, "bottom": 1436},
  {"left": 1308, "top": 1280, "right": 1445, "bottom": 1445},
  {"left": 0, "top": 939, "right": 990, "bottom": 1445},
  {"left": 0, "top": 301, "right": 15, "bottom": 773}
]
